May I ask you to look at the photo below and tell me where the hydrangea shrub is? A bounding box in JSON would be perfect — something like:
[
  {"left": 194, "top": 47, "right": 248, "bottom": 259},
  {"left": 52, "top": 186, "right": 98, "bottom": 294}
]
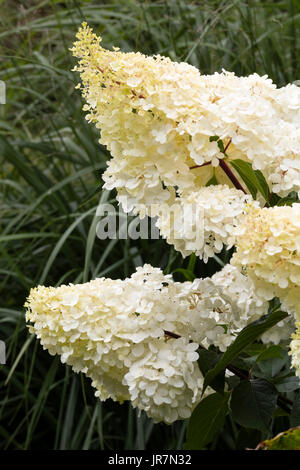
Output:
[{"left": 24, "top": 23, "right": 300, "bottom": 448}]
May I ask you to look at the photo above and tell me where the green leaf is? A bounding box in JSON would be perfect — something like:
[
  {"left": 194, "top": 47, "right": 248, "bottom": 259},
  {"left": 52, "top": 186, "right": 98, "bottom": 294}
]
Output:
[
  {"left": 184, "top": 392, "right": 230, "bottom": 450},
  {"left": 203, "top": 310, "right": 288, "bottom": 392},
  {"left": 254, "top": 169, "right": 270, "bottom": 200},
  {"left": 206, "top": 173, "right": 219, "bottom": 186},
  {"left": 269, "top": 193, "right": 281, "bottom": 207},
  {"left": 230, "top": 159, "right": 270, "bottom": 200},
  {"left": 257, "top": 427, "right": 300, "bottom": 450},
  {"left": 197, "top": 349, "right": 225, "bottom": 394},
  {"left": 236, "top": 428, "right": 261, "bottom": 451},
  {"left": 275, "top": 376, "right": 300, "bottom": 393},
  {"left": 255, "top": 345, "right": 283, "bottom": 363},
  {"left": 217, "top": 139, "right": 225, "bottom": 153},
  {"left": 245, "top": 343, "right": 268, "bottom": 357},
  {"left": 171, "top": 268, "right": 195, "bottom": 281},
  {"left": 187, "top": 253, "right": 196, "bottom": 274},
  {"left": 231, "top": 379, "right": 278, "bottom": 432},
  {"left": 277, "top": 192, "right": 299, "bottom": 206},
  {"left": 256, "top": 349, "right": 289, "bottom": 378},
  {"left": 272, "top": 408, "right": 290, "bottom": 418},
  {"left": 229, "top": 159, "right": 258, "bottom": 198},
  {"left": 243, "top": 345, "right": 284, "bottom": 367}
]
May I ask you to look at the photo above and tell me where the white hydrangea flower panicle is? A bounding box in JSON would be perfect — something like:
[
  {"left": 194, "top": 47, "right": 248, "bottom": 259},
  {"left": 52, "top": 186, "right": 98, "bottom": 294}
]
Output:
[
  {"left": 25, "top": 264, "right": 209, "bottom": 423},
  {"left": 72, "top": 23, "right": 300, "bottom": 209},
  {"left": 154, "top": 185, "right": 255, "bottom": 263}
]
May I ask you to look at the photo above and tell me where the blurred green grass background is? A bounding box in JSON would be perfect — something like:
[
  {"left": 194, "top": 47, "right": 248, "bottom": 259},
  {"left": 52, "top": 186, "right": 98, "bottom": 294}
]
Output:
[{"left": 0, "top": 0, "right": 299, "bottom": 450}]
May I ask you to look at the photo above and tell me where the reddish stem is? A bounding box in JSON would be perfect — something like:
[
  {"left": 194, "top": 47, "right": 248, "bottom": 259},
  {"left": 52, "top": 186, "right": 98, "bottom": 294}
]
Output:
[
  {"left": 189, "top": 138, "right": 247, "bottom": 195},
  {"left": 219, "top": 159, "right": 247, "bottom": 194},
  {"left": 224, "top": 138, "right": 232, "bottom": 154},
  {"left": 264, "top": 192, "right": 273, "bottom": 208},
  {"left": 189, "top": 162, "right": 211, "bottom": 170}
]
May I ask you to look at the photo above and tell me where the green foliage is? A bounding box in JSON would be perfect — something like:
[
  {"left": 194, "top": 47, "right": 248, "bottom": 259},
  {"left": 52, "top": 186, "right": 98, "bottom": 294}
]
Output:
[
  {"left": 231, "top": 379, "right": 278, "bottom": 432},
  {"left": 0, "top": 0, "right": 300, "bottom": 451},
  {"left": 203, "top": 310, "right": 288, "bottom": 392},
  {"left": 291, "top": 393, "right": 300, "bottom": 427},
  {"left": 197, "top": 349, "right": 225, "bottom": 394},
  {"left": 184, "top": 311, "right": 299, "bottom": 449},
  {"left": 256, "top": 427, "right": 300, "bottom": 450},
  {"left": 184, "top": 392, "right": 230, "bottom": 450},
  {"left": 230, "top": 159, "right": 270, "bottom": 201}
]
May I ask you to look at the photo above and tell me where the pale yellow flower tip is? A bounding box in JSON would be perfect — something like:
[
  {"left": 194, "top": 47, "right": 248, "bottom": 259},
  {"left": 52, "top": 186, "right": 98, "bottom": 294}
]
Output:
[{"left": 71, "top": 22, "right": 300, "bottom": 222}]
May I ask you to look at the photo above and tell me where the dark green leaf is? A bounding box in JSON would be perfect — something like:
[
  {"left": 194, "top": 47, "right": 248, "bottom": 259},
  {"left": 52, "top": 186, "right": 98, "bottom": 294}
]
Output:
[
  {"left": 255, "top": 345, "right": 283, "bottom": 363},
  {"left": 230, "top": 159, "right": 270, "bottom": 200},
  {"left": 243, "top": 345, "right": 283, "bottom": 367},
  {"left": 231, "top": 379, "right": 278, "bottom": 432},
  {"left": 203, "top": 310, "right": 288, "bottom": 392},
  {"left": 256, "top": 349, "right": 289, "bottom": 378},
  {"left": 171, "top": 268, "right": 195, "bottom": 281},
  {"left": 197, "top": 349, "right": 225, "bottom": 394},
  {"left": 206, "top": 173, "right": 219, "bottom": 186},
  {"left": 272, "top": 408, "right": 290, "bottom": 418},
  {"left": 245, "top": 343, "right": 268, "bottom": 357},
  {"left": 187, "top": 253, "right": 196, "bottom": 274},
  {"left": 236, "top": 428, "right": 261, "bottom": 450},
  {"left": 184, "top": 392, "right": 230, "bottom": 450},
  {"left": 217, "top": 139, "right": 225, "bottom": 153},
  {"left": 275, "top": 376, "right": 300, "bottom": 393},
  {"left": 277, "top": 192, "right": 299, "bottom": 206},
  {"left": 254, "top": 170, "right": 270, "bottom": 200},
  {"left": 229, "top": 159, "right": 258, "bottom": 198},
  {"left": 269, "top": 193, "right": 281, "bottom": 206}
]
